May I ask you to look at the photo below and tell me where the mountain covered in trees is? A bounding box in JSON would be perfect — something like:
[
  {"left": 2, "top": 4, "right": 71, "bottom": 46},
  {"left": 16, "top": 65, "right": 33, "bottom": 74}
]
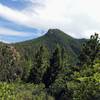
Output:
[
  {"left": 0, "top": 29, "right": 100, "bottom": 100},
  {"left": 14, "top": 29, "right": 86, "bottom": 64}
]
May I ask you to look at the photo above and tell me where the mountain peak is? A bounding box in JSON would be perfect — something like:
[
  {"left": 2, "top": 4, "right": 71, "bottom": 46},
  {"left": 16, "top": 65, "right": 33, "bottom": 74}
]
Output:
[
  {"left": 47, "top": 29, "right": 63, "bottom": 35},
  {"left": 46, "top": 29, "right": 73, "bottom": 40},
  {"left": 14, "top": 28, "right": 86, "bottom": 65}
]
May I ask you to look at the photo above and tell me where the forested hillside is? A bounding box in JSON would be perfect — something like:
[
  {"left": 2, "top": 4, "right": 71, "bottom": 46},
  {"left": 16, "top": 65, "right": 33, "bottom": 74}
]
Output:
[
  {"left": 0, "top": 29, "right": 99, "bottom": 100},
  {"left": 14, "top": 29, "right": 86, "bottom": 65}
]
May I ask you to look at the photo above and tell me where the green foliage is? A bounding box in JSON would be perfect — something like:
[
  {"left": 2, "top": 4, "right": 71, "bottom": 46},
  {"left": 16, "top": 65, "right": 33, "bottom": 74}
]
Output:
[
  {"left": 43, "top": 45, "right": 66, "bottom": 88},
  {"left": 79, "top": 33, "right": 100, "bottom": 66},
  {"left": 28, "top": 45, "right": 50, "bottom": 84},
  {"left": 0, "top": 82, "right": 54, "bottom": 100},
  {"left": 66, "top": 33, "right": 100, "bottom": 100},
  {"left": 0, "top": 32, "right": 99, "bottom": 100},
  {"left": 49, "top": 73, "right": 72, "bottom": 100},
  {"left": 0, "top": 44, "right": 22, "bottom": 82},
  {"left": 14, "top": 29, "right": 85, "bottom": 65},
  {"left": 67, "top": 59, "right": 100, "bottom": 100},
  {"left": 21, "top": 59, "right": 33, "bottom": 82},
  {"left": 0, "top": 82, "right": 15, "bottom": 99}
]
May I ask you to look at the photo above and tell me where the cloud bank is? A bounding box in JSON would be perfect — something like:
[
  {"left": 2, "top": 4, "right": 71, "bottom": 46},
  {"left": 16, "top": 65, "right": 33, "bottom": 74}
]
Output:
[{"left": 0, "top": 0, "right": 100, "bottom": 40}]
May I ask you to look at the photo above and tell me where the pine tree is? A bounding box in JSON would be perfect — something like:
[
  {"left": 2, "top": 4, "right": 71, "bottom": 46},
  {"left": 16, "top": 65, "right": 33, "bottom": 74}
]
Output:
[
  {"left": 43, "top": 44, "right": 66, "bottom": 88},
  {"left": 79, "top": 33, "right": 100, "bottom": 66},
  {"left": 28, "top": 45, "right": 50, "bottom": 84},
  {"left": 61, "top": 47, "right": 68, "bottom": 69}
]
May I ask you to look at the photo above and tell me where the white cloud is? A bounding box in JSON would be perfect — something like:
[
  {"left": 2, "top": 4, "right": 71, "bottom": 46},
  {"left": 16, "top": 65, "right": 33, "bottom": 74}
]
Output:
[
  {"left": 0, "top": 39, "right": 10, "bottom": 43},
  {"left": 0, "top": 27, "right": 31, "bottom": 37},
  {"left": 0, "top": 4, "right": 30, "bottom": 26},
  {"left": 0, "top": 0, "right": 100, "bottom": 38}
]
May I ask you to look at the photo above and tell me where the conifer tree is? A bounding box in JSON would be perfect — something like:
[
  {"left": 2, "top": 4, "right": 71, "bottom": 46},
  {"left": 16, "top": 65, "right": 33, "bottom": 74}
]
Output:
[
  {"left": 43, "top": 44, "right": 66, "bottom": 88},
  {"left": 79, "top": 33, "right": 100, "bottom": 66},
  {"left": 28, "top": 45, "right": 49, "bottom": 84},
  {"left": 61, "top": 47, "right": 68, "bottom": 69}
]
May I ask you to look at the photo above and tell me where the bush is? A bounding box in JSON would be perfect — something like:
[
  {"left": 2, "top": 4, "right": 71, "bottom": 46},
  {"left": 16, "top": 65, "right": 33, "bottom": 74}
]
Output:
[{"left": 0, "top": 82, "right": 54, "bottom": 100}]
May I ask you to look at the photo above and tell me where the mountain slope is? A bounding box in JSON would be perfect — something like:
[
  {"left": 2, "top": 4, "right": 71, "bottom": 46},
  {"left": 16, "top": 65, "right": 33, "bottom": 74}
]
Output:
[{"left": 14, "top": 29, "right": 86, "bottom": 64}]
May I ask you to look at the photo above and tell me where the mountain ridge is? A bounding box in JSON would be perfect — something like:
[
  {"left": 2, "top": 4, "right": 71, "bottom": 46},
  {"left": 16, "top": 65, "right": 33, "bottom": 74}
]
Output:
[{"left": 12, "top": 29, "right": 86, "bottom": 64}]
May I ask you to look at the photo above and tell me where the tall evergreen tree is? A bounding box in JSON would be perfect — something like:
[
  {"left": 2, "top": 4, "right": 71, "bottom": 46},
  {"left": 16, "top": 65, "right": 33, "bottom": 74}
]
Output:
[
  {"left": 43, "top": 44, "right": 66, "bottom": 88},
  {"left": 61, "top": 47, "right": 68, "bottom": 69},
  {"left": 28, "top": 45, "right": 50, "bottom": 84},
  {"left": 79, "top": 33, "right": 100, "bottom": 66}
]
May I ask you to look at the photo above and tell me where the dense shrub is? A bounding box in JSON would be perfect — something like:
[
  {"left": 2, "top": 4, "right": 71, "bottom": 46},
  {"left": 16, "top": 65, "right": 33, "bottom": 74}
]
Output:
[{"left": 0, "top": 82, "right": 54, "bottom": 100}]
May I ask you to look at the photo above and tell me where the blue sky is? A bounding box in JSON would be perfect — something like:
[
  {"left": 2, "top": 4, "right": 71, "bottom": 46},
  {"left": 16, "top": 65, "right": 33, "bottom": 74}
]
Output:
[
  {"left": 0, "top": 0, "right": 45, "bottom": 43},
  {"left": 0, "top": 17, "right": 44, "bottom": 42},
  {"left": 0, "top": 0, "right": 29, "bottom": 10},
  {"left": 0, "top": 0, "right": 100, "bottom": 43}
]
